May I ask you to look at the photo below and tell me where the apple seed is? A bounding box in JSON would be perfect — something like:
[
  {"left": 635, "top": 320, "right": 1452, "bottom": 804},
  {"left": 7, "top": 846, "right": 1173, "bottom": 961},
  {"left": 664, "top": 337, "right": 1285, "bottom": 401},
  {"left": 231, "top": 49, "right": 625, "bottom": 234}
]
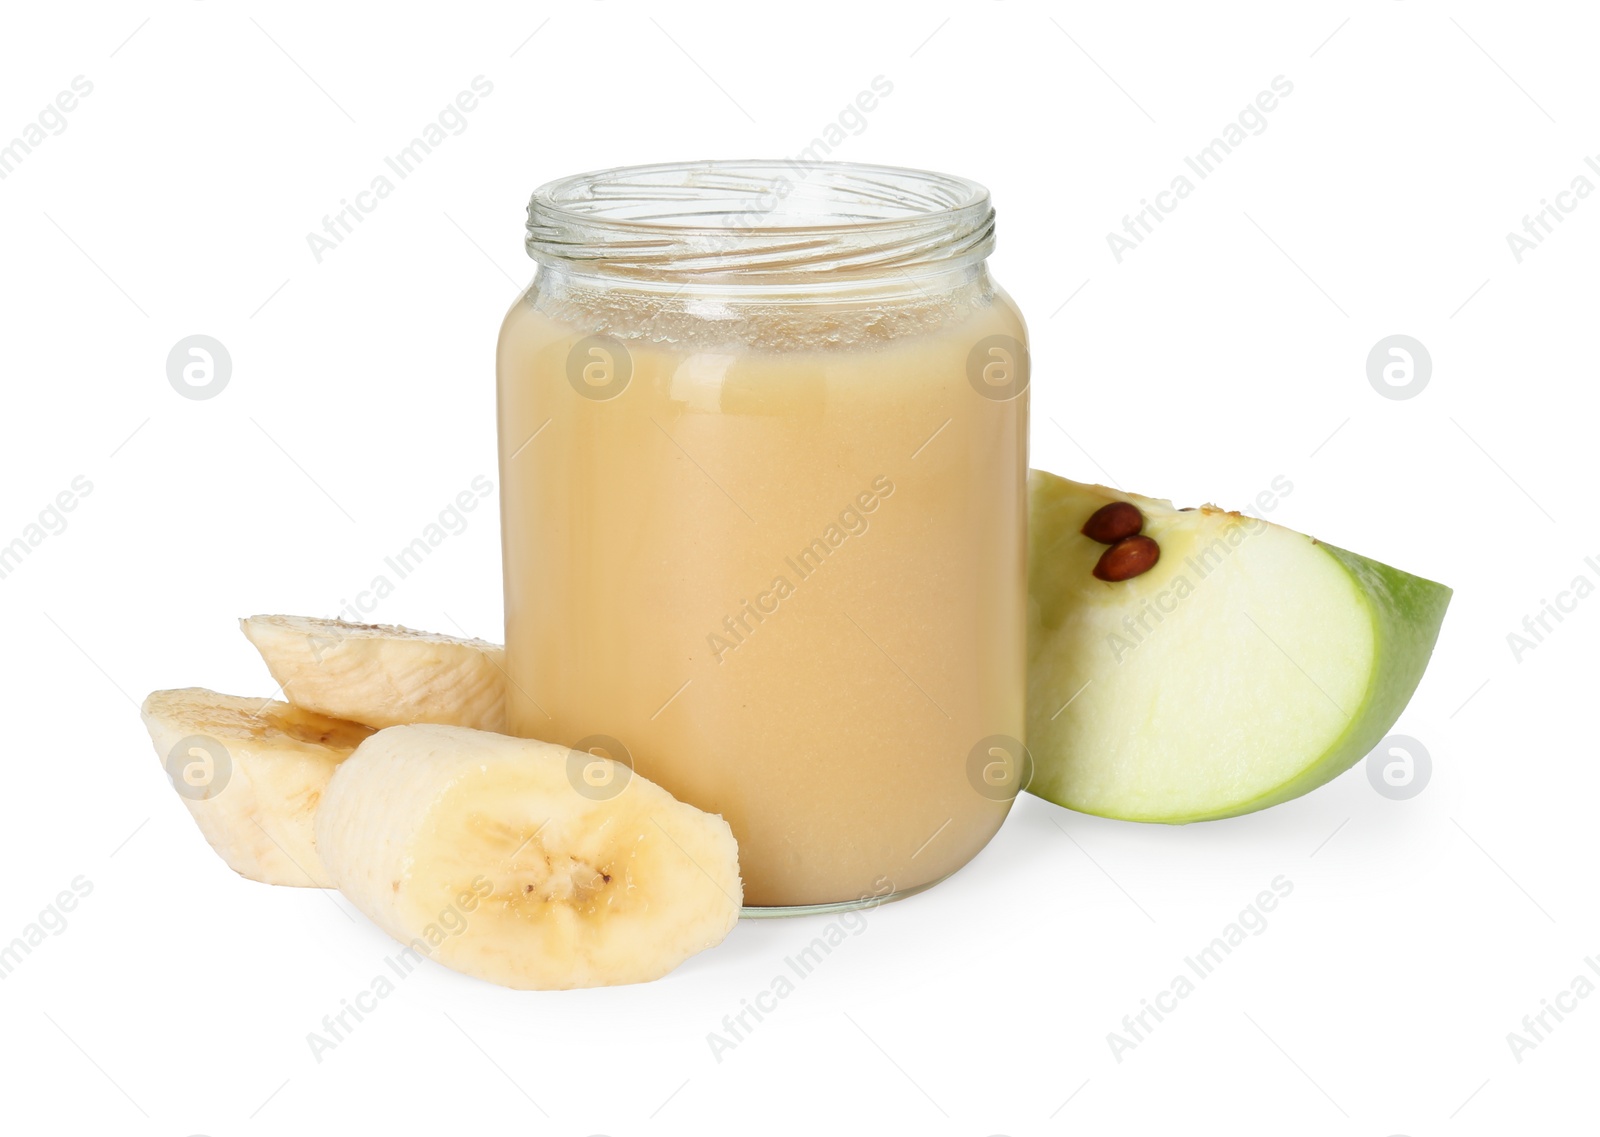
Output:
[
  {"left": 1093, "top": 535, "right": 1160, "bottom": 582},
  {"left": 1081, "top": 501, "right": 1143, "bottom": 544}
]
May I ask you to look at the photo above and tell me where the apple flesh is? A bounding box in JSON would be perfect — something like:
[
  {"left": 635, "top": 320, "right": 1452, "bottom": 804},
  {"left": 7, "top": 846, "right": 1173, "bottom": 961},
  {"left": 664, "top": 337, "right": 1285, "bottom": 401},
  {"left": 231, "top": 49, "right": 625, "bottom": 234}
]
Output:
[{"left": 1027, "top": 471, "right": 1451, "bottom": 822}]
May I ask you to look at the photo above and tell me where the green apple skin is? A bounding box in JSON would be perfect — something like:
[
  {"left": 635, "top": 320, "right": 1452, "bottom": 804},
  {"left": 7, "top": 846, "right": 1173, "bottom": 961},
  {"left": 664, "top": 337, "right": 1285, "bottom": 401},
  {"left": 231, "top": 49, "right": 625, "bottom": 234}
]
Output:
[
  {"left": 1205, "top": 541, "right": 1451, "bottom": 820},
  {"left": 1026, "top": 472, "right": 1452, "bottom": 823}
]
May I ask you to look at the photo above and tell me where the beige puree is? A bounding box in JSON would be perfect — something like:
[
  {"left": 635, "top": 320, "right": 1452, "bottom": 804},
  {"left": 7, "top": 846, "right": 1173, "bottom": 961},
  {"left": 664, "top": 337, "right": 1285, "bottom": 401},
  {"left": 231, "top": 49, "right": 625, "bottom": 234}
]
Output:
[{"left": 498, "top": 275, "right": 1027, "bottom": 907}]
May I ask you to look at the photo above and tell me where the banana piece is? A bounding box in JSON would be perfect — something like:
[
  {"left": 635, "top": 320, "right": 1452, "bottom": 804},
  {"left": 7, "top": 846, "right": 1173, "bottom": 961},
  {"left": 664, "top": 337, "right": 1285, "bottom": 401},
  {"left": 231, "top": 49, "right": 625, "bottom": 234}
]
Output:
[
  {"left": 241, "top": 615, "right": 506, "bottom": 732},
  {"left": 315, "top": 724, "right": 742, "bottom": 989},
  {"left": 140, "top": 688, "right": 372, "bottom": 887}
]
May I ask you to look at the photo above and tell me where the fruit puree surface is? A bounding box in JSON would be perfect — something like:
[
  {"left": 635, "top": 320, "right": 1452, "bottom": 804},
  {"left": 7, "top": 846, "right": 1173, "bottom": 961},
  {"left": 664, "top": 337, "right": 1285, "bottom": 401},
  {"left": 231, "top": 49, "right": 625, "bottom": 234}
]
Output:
[{"left": 498, "top": 276, "right": 1027, "bottom": 906}]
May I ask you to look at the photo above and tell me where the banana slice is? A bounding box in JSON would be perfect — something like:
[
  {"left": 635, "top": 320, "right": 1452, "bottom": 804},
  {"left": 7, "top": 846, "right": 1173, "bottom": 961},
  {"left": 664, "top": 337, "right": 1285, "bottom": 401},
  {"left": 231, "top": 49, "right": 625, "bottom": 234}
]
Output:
[
  {"left": 241, "top": 615, "right": 506, "bottom": 732},
  {"left": 315, "top": 724, "right": 742, "bottom": 989},
  {"left": 140, "top": 688, "right": 373, "bottom": 887}
]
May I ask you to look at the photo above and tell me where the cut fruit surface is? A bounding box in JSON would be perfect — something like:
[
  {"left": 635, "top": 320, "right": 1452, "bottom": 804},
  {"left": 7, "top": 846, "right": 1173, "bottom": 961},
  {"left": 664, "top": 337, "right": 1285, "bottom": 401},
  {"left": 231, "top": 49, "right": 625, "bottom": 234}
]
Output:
[
  {"left": 140, "top": 688, "right": 372, "bottom": 886},
  {"left": 1027, "top": 471, "right": 1451, "bottom": 823},
  {"left": 314, "top": 724, "right": 742, "bottom": 989},
  {"left": 241, "top": 615, "right": 505, "bottom": 732}
]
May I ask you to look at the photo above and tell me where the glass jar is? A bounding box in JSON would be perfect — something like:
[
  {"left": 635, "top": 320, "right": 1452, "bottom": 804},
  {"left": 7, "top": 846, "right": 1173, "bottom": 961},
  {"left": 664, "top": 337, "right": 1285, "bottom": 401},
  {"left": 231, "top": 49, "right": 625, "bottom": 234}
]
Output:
[{"left": 497, "top": 160, "right": 1029, "bottom": 912}]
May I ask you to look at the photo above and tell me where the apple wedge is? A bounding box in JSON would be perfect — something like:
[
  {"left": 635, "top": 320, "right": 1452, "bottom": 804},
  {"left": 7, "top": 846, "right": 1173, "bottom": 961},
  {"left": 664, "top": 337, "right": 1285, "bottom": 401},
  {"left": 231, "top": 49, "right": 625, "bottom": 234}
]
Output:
[{"left": 1027, "top": 471, "right": 1451, "bottom": 822}]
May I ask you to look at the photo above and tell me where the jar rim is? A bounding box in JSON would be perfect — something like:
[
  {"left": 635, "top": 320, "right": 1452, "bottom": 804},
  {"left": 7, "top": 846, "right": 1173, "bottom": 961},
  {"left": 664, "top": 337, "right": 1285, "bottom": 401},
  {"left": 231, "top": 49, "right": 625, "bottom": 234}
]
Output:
[{"left": 524, "top": 159, "right": 996, "bottom": 282}]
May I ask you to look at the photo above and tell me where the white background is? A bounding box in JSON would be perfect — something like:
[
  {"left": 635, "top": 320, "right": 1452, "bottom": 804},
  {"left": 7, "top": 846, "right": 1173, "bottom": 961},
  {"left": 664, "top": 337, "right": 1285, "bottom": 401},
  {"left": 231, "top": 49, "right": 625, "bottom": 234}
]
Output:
[{"left": 1, "top": 2, "right": 1593, "bottom": 1134}]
